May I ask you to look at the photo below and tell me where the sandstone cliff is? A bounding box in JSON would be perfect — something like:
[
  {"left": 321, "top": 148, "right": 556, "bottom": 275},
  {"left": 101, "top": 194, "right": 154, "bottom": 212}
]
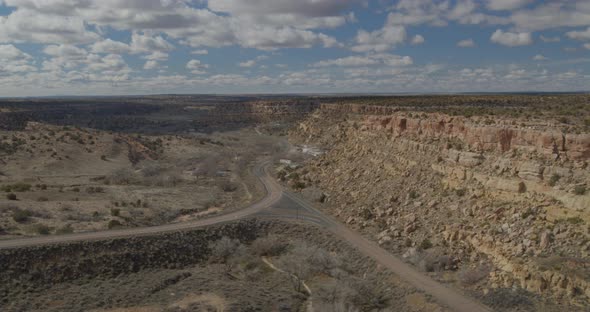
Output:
[{"left": 287, "top": 107, "right": 590, "bottom": 307}]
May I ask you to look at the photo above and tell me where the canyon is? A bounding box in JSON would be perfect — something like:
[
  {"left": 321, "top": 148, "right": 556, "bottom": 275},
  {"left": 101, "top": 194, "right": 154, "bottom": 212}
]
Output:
[
  {"left": 1, "top": 94, "right": 589, "bottom": 311},
  {"left": 283, "top": 96, "right": 590, "bottom": 310}
]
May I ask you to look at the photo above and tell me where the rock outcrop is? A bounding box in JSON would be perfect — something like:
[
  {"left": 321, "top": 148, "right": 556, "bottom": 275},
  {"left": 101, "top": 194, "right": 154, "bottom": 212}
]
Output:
[{"left": 287, "top": 108, "right": 590, "bottom": 306}]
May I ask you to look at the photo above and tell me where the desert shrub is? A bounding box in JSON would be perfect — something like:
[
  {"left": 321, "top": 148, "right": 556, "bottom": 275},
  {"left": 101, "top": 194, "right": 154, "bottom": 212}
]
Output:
[
  {"left": 110, "top": 208, "right": 121, "bottom": 217},
  {"left": 574, "top": 185, "right": 586, "bottom": 195},
  {"left": 277, "top": 242, "right": 343, "bottom": 294},
  {"left": 86, "top": 186, "right": 105, "bottom": 194},
  {"left": 209, "top": 236, "right": 242, "bottom": 264},
  {"left": 277, "top": 246, "right": 313, "bottom": 293},
  {"left": 548, "top": 174, "right": 561, "bottom": 186},
  {"left": 517, "top": 182, "right": 527, "bottom": 193},
  {"left": 29, "top": 223, "right": 51, "bottom": 235},
  {"left": 408, "top": 249, "right": 454, "bottom": 272},
  {"left": 293, "top": 181, "right": 306, "bottom": 189},
  {"left": 12, "top": 183, "right": 31, "bottom": 192},
  {"left": 2, "top": 183, "right": 31, "bottom": 192},
  {"left": 408, "top": 190, "right": 418, "bottom": 199},
  {"left": 37, "top": 196, "right": 49, "bottom": 202},
  {"left": 420, "top": 238, "right": 433, "bottom": 250},
  {"left": 458, "top": 265, "right": 490, "bottom": 285},
  {"left": 314, "top": 281, "right": 356, "bottom": 312},
  {"left": 141, "top": 164, "right": 165, "bottom": 177},
  {"left": 419, "top": 253, "right": 454, "bottom": 272},
  {"left": 209, "top": 237, "right": 250, "bottom": 273},
  {"left": 6, "top": 193, "right": 17, "bottom": 200},
  {"left": 220, "top": 181, "right": 238, "bottom": 193},
  {"left": 309, "top": 248, "right": 342, "bottom": 275},
  {"left": 0, "top": 203, "right": 17, "bottom": 213},
  {"left": 565, "top": 216, "right": 584, "bottom": 225},
  {"left": 194, "top": 156, "right": 218, "bottom": 177},
  {"left": 71, "top": 187, "right": 80, "bottom": 192},
  {"left": 100, "top": 155, "right": 107, "bottom": 161},
  {"left": 250, "top": 235, "right": 288, "bottom": 257},
  {"left": 56, "top": 224, "right": 74, "bottom": 235},
  {"left": 153, "top": 174, "right": 183, "bottom": 187},
  {"left": 346, "top": 274, "right": 390, "bottom": 311},
  {"left": 277, "top": 170, "right": 287, "bottom": 181},
  {"left": 481, "top": 288, "right": 534, "bottom": 310},
  {"left": 107, "top": 220, "right": 123, "bottom": 229},
  {"left": 108, "top": 168, "right": 137, "bottom": 185},
  {"left": 455, "top": 188, "right": 466, "bottom": 197},
  {"left": 12, "top": 208, "right": 32, "bottom": 223}
]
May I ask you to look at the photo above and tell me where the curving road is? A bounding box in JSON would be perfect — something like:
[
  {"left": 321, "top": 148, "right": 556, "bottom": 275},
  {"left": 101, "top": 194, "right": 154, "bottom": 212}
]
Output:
[{"left": 0, "top": 161, "right": 491, "bottom": 312}]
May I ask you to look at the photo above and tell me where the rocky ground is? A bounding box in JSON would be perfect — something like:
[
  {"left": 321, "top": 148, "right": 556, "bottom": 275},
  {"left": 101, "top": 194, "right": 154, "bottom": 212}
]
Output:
[
  {"left": 284, "top": 108, "right": 590, "bottom": 311},
  {"left": 0, "top": 121, "right": 276, "bottom": 238},
  {"left": 0, "top": 219, "right": 445, "bottom": 312}
]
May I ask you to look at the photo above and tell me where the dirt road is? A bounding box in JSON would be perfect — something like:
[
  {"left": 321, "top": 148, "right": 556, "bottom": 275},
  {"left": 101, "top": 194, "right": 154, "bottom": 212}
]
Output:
[
  {"left": 0, "top": 161, "right": 491, "bottom": 312},
  {"left": 0, "top": 162, "right": 280, "bottom": 249}
]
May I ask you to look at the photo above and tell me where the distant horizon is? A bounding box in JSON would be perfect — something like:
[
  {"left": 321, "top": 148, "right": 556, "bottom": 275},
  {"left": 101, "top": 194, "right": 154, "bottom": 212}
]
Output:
[{"left": 2, "top": 91, "right": 590, "bottom": 100}]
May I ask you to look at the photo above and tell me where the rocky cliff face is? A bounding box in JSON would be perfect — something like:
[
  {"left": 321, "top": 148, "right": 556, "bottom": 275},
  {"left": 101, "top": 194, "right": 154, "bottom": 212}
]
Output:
[
  {"left": 288, "top": 108, "right": 590, "bottom": 306},
  {"left": 194, "top": 100, "right": 320, "bottom": 126}
]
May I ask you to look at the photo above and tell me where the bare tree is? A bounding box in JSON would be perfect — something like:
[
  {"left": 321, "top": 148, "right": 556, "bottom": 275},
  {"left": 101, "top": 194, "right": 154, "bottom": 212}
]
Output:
[
  {"left": 345, "top": 274, "right": 390, "bottom": 311},
  {"left": 277, "top": 252, "right": 312, "bottom": 294},
  {"left": 315, "top": 280, "right": 357, "bottom": 312},
  {"left": 250, "top": 234, "right": 288, "bottom": 257},
  {"left": 209, "top": 236, "right": 243, "bottom": 272}
]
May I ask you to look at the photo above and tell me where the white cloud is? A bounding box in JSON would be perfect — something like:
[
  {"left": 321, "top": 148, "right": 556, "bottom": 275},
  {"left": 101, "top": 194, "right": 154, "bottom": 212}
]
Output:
[
  {"left": 208, "top": 0, "right": 359, "bottom": 17},
  {"left": 143, "top": 60, "right": 159, "bottom": 70},
  {"left": 186, "top": 59, "right": 209, "bottom": 74},
  {"left": 43, "top": 44, "right": 87, "bottom": 59},
  {"left": 130, "top": 32, "right": 174, "bottom": 53},
  {"left": 235, "top": 25, "right": 338, "bottom": 50},
  {"left": 0, "top": 44, "right": 36, "bottom": 73},
  {"left": 313, "top": 53, "right": 413, "bottom": 67},
  {"left": 566, "top": 27, "right": 590, "bottom": 41},
  {"left": 192, "top": 49, "right": 208, "bottom": 55},
  {"left": 0, "top": 44, "right": 32, "bottom": 60},
  {"left": 0, "top": 9, "right": 100, "bottom": 44},
  {"left": 143, "top": 51, "right": 169, "bottom": 61},
  {"left": 585, "top": 43, "right": 590, "bottom": 50},
  {"left": 411, "top": 34, "right": 425, "bottom": 45},
  {"left": 85, "top": 54, "right": 128, "bottom": 73},
  {"left": 510, "top": 2, "right": 590, "bottom": 31},
  {"left": 90, "top": 39, "right": 131, "bottom": 54},
  {"left": 532, "top": 54, "right": 548, "bottom": 61},
  {"left": 486, "top": 0, "right": 532, "bottom": 11},
  {"left": 90, "top": 34, "right": 175, "bottom": 57},
  {"left": 457, "top": 38, "right": 475, "bottom": 47},
  {"left": 351, "top": 26, "right": 406, "bottom": 53},
  {"left": 386, "top": 0, "right": 509, "bottom": 27},
  {"left": 539, "top": 35, "right": 560, "bottom": 43},
  {"left": 239, "top": 60, "right": 256, "bottom": 68},
  {"left": 490, "top": 29, "right": 533, "bottom": 46}
]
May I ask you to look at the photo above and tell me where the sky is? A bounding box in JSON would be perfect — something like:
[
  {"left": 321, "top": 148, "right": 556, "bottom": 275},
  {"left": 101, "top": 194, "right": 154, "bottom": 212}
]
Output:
[{"left": 0, "top": 0, "right": 589, "bottom": 96}]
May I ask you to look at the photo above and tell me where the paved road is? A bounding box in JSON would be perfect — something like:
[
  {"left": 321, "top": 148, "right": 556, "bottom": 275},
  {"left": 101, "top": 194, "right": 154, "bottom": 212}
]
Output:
[{"left": 0, "top": 161, "right": 491, "bottom": 312}]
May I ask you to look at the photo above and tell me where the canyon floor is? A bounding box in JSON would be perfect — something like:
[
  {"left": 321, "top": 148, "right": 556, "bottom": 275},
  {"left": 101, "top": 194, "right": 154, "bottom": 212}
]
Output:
[{"left": 0, "top": 94, "right": 589, "bottom": 311}]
